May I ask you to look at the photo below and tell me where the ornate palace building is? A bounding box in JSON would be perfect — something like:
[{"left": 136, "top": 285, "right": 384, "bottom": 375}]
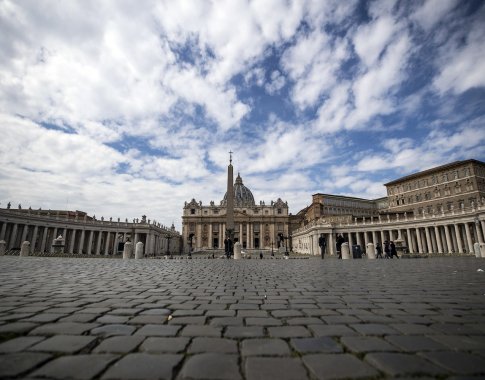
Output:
[
  {"left": 292, "top": 159, "right": 485, "bottom": 256},
  {"left": 182, "top": 173, "right": 290, "bottom": 252},
  {"left": 0, "top": 208, "right": 181, "bottom": 256}
]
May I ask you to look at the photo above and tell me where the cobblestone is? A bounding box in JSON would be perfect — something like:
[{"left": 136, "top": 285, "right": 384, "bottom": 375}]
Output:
[{"left": 1, "top": 256, "right": 484, "bottom": 379}]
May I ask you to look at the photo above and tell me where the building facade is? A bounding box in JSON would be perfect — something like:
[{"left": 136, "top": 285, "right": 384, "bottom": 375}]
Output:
[
  {"left": 292, "top": 160, "right": 485, "bottom": 256},
  {"left": 182, "top": 173, "right": 290, "bottom": 252},
  {"left": 0, "top": 208, "right": 181, "bottom": 256}
]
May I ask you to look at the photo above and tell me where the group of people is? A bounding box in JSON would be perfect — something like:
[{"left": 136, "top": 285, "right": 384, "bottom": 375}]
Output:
[{"left": 375, "top": 241, "right": 399, "bottom": 259}]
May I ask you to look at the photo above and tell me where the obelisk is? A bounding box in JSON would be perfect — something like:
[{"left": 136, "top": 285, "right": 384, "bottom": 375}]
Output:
[{"left": 226, "top": 151, "right": 235, "bottom": 244}]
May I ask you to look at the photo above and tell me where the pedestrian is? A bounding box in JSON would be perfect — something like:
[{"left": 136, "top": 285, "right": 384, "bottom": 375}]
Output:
[
  {"left": 336, "top": 234, "right": 344, "bottom": 259},
  {"left": 390, "top": 241, "right": 399, "bottom": 259},
  {"left": 260, "top": 252, "right": 263, "bottom": 259},
  {"left": 318, "top": 233, "right": 326, "bottom": 259},
  {"left": 384, "top": 241, "right": 390, "bottom": 259},
  {"left": 375, "top": 242, "right": 383, "bottom": 259}
]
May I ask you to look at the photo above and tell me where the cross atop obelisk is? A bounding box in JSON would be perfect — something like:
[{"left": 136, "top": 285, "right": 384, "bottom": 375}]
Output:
[{"left": 226, "top": 151, "right": 235, "bottom": 244}]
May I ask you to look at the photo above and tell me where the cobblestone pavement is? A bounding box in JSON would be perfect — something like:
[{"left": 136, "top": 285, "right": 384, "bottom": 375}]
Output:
[{"left": 0, "top": 256, "right": 484, "bottom": 380}]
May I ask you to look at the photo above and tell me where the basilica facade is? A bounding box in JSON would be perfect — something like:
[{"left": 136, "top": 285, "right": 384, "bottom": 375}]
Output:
[{"left": 182, "top": 173, "right": 290, "bottom": 252}]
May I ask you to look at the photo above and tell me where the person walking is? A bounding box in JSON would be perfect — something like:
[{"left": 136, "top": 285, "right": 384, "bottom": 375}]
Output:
[
  {"left": 375, "top": 242, "right": 383, "bottom": 259},
  {"left": 390, "top": 241, "right": 399, "bottom": 259},
  {"left": 384, "top": 241, "right": 391, "bottom": 259}
]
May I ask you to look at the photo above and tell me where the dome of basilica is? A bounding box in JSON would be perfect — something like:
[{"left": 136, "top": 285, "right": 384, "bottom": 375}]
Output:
[{"left": 222, "top": 173, "right": 256, "bottom": 207}]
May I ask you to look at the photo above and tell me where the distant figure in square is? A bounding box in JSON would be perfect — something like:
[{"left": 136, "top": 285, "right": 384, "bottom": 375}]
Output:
[
  {"left": 384, "top": 241, "right": 391, "bottom": 259},
  {"left": 390, "top": 241, "right": 399, "bottom": 259},
  {"left": 375, "top": 242, "right": 383, "bottom": 259},
  {"left": 318, "top": 233, "right": 326, "bottom": 259},
  {"left": 336, "top": 234, "right": 345, "bottom": 259}
]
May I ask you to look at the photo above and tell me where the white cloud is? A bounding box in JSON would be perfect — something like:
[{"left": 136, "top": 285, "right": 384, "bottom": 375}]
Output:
[
  {"left": 265, "top": 70, "right": 286, "bottom": 95},
  {"left": 433, "top": 18, "right": 485, "bottom": 94},
  {"left": 412, "top": 0, "right": 458, "bottom": 31}
]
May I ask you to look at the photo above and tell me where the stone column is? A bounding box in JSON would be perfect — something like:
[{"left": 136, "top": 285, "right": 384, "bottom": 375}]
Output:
[
  {"left": 196, "top": 224, "right": 202, "bottom": 249},
  {"left": 219, "top": 224, "right": 224, "bottom": 248},
  {"left": 8, "top": 223, "right": 18, "bottom": 249},
  {"left": 444, "top": 225, "right": 452, "bottom": 254},
  {"left": 434, "top": 226, "right": 443, "bottom": 254},
  {"left": 367, "top": 242, "right": 376, "bottom": 259},
  {"left": 208, "top": 223, "right": 213, "bottom": 249},
  {"left": 246, "top": 223, "right": 250, "bottom": 249},
  {"left": 348, "top": 232, "right": 354, "bottom": 248},
  {"left": 104, "top": 231, "right": 111, "bottom": 255},
  {"left": 260, "top": 223, "right": 263, "bottom": 248},
  {"left": 416, "top": 228, "right": 423, "bottom": 253},
  {"left": 406, "top": 229, "right": 414, "bottom": 253},
  {"left": 454, "top": 224, "right": 464, "bottom": 254},
  {"left": 226, "top": 155, "right": 235, "bottom": 243},
  {"left": 475, "top": 222, "right": 484, "bottom": 244},
  {"left": 328, "top": 232, "right": 335, "bottom": 256},
  {"left": 239, "top": 224, "right": 243, "bottom": 245},
  {"left": 95, "top": 231, "right": 103, "bottom": 255},
  {"left": 40, "top": 227, "right": 48, "bottom": 253},
  {"left": 86, "top": 230, "right": 94, "bottom": 254},
  {"left": 20, "top": 224, "right": 29, "bottom": 245},
  {"left": 380, "top": 230, "right": 385, "bottom": 246},
  {"left": 113, "top": 232, "right": 119, "bottom": 255},
  {"left": 50, "top": 227, "right": 58, "bottom": 253},
  {"left": 30, "top": 225, "right": 38, "bottom": 253},
  {"left": 464, "top": 223, "right": 474, "bottom": 254},
  {"left": 77, "top": 230, "right": 85, "bottom": 254},
  {"left": 0, "top": 240, "right": 5, "bottom": 255},
  {"left": 68, "top": 229, "right": 76, "bottom": 254},
  {"left": 425, "top": 227, "right": 432, "bottom": 254},
  {"left": 372, "top": 231, "right": 378, "bottom": 245},
  {"left": 0, "top": 223, "right": 7, "bottom": 241},
  {"left": 134, "top": 232, "right": 139, "bottom": 245},
  {"left": 363, "top": 231, "right": 369, "bottom": 252},
  {"left": 480, "top": 221, "right": 485, "bottom": 242},
  {"left": 356, "top": 232, "right": 362, "bottom": 249}
]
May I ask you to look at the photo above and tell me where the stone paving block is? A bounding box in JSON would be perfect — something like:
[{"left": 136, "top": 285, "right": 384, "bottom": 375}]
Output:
[
  {"left": 0, "top": 352, "right": 52, "bottom": 378},
  {"left": 340, "top": 336, "right": 399, "bottom": 353},
  {"left": 241, "top": 338, "right": 290, "bottom": 356},
  {"left": 270, "top": 310, "right": 304, "bottom": 318},
  {"left": 349, "top": 323, "right": 400, "bottom": 335},
  {"left": 286, "top": 317, "right": 323, "bottom": 325},
  {"left": 135, "top": 324, "right": 180, "bottom": 336},
  {"left": 430, "top": 335, "right": 485, "bottom": 350},
  {"left": 267, "top": 326, "right": 312, "bottom": 338},
  {"left": 180, "top": 325, "right": 221, "bottom": 337},
  {"left": 430, "top": 323, "right": 483, "bottom": 335},
  {"left": 389, "top": 323, "right": 441, "bottom": 335},
  {"left": 290, "top": 337, "right": 343, "bottom": 354},
  {"left": 101, "top": 353, "right": 182, "bottom": 380},
  {"left": 179, "top": 353, "right": 241, "bottom": 380},
  {"left": 321, "top": 315, "right": 361, "bottom": 324},
  {"left": 169, "top": 316, "right": 207, "bottom": 325},
  {"left": 419, "top": 351, "right": 485, "bottom": 375},
  {"left": 0, "top": 336, "right": 45, "bottom": 353},
  {"left": 210, "top": 317, "right": 244, "bottom": 326},
  {"left": 90, "top": 324, "right": 137, "bottom": 337},
  {"left": 237, "top": 310, "right": 268, "bottom": 317},
  {"left": 309, "top": 324, "right": 358, "bottom": 337},
  {"left": 59, "top": 313, "right": 98, "bottom": 323},
  {"left": 140, "top": 308, "right": 172, "bottom": 315},
  {"left": 96, "top": 315, "right": 130, "bottom": 324},
  {"left": 29, "top": 322, "right": 98, "bottom": 335},
  {"left": 385, "top": 335, "right": 449, "bottom": 351},
  {"left": 32, "top": 354, "right": 118, "bottom": 379},
  {"left": 0, "top": 322, "right": 38, "bottom": 333},
  {"left": 244, "top": 357, "right": 307, "bottom": 380},
  {"left": 139, "top": 337, "right": 190, "bottom": 353},
  {"left": 303, "top": 353, "right": 379, "bottom": 379},
  {"left": 206, "top": 310, "right": 236, "bottom": 317},
  {"left": 93, "top": 335, "right": 145, "bottom": 353},
  {"left": 28, "top": 334, "right": 96, "bottom": 353},
  {"left": 224, "top": 326, "right": 265, "bottom": 338},
  {"left": 245, "top": 317, "right": 282, "bottom": 326},
  {"left": 128, "top": 315, "right": 168, "bottom": 324},
  {"left": 23, "top": 313, "right": 65, "bottom": 323},
  {"left": 365, "top": 352, "right": 447, "bottom": 376},
  {"left": 188, "top": 337, "right": 238, "bottom": 354}
]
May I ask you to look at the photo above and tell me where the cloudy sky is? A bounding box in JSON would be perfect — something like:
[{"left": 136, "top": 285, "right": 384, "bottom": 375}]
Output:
[{"left": 1, "top": 0, "right": 484, "bottom": 230}]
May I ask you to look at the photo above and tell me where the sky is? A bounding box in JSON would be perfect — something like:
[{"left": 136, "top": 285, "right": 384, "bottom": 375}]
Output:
[{"left": 1, "top": 0, "right": 485, "bottom": 231}]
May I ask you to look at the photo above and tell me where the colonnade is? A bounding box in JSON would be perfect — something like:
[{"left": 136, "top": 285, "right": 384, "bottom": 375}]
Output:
[
  {"left": 293, "top": 212, "right": 485, "bottom": 256},
  {"left": 0, "top": 210, "right": 181, "bottom": 256}
]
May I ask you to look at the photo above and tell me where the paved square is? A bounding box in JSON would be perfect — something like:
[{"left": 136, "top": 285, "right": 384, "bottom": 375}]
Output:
[{"left": 0, "top": 256, "right": 484, "bottom": 379}]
